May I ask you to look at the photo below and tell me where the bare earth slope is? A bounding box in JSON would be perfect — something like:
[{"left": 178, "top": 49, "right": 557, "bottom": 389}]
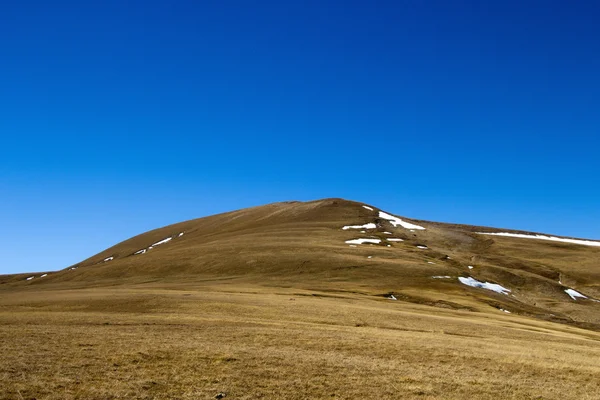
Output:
[{"left": 1, "top": 198, "right": 599, "bottom": 399}]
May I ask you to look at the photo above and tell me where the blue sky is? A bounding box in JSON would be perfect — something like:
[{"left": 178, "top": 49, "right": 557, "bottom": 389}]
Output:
[{"left": 1, "top": 0, "right": 599, "bottom": 274}]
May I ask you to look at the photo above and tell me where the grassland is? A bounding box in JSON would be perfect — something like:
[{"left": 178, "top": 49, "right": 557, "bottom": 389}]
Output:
[{"left": 1, "top": 282, "right": 600, "bottom": 399}]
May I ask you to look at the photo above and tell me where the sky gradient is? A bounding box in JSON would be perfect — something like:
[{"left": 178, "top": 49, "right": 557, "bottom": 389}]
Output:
[{"left": 2, "top": 0, "right": 599, "bottom": 274}]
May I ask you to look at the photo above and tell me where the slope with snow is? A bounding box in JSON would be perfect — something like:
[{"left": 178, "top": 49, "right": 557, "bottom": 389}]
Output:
[
  {"left": 565, "top": 289, "right": 587, "bottom": 300},
  {"left": 342, "top": 223, "right": 377, "bottom": 230},
  {"left": 458, "top": 277, "right": 511, "bottom": 295},
  {"left": 345, "top": 238, "right": 382, "bottom": 245},
  {"left": 477, "top": 232, "right": 600, "bottom": 247},
  {"left": 378, "top": 211, "right": 426, "bottom": 230}
]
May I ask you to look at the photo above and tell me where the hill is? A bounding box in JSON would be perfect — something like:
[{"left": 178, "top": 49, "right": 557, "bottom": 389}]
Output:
[
  {"left": 1, "top": 198, "right": 599, "bottom": 399},
  {"left": 3, "top": 198, "right": 599, "bottom": 329}
]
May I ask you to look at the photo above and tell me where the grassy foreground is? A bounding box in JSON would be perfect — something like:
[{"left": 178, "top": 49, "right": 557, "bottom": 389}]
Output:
[{"left": 1, "top": 283, "right": 599, "bottom": 400}]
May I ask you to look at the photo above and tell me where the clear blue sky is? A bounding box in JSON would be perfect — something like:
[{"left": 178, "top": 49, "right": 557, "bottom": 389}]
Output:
[{"left": 1, "top": 0, "right": 599, "bottom": 274}]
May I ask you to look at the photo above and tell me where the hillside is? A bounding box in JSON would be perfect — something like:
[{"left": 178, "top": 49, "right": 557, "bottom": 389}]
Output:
[{"left": 3, "top": 198, "right": 599, "bottom": 329}]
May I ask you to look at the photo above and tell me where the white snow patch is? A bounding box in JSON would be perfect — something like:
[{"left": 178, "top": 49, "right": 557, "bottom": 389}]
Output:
[
  {"left": 427, "top": 261, "right": 435, "bottom": 264},
  {"left": 103, "top": 256, "right": 114, "bottom": 262},
  {"left": 152, "top": 237, "right": 172, "bottom": 246},
  {"left": 349, "top": 245, "right": 357, "bottom": 247},
  {"left": 500, "top": 309, "right": 511, "bottom": 314},
  {"left": 362, "top": 205, "right": 374, "bottom": 211},
  {"left": 378, "top": 211, "right": 425, "bottom": 230},
  {"left": 342, "top": 223, "right": 377, "bottom": 230},
  {"left": 178, "top": 232, "right": 184, "bottom": 237},
  {"left": 345, "top": 238, "right": 381, "bottom": 245},
  {"left": 40, "top": 274, "right": 48, "bottom": 278},
  {"left": 383, "top": 232, "right": 392, "bottom": 235},
  {"left": 432, "top": 276, "right": 451, "bottom": 279},
  {"left": 468, "top": 266, "right": 474, "bottom": 270},
  {"left": 477, "top": 232, "right": 600, "bottom": 247},
  {"left": 387, "top": 238, "right": 404, "bottom": 242},
  {"left": 367, "top": 256, "right": 373, "bottom": 259},
  {"left": 458, "top": 277, "right": 511, "bottom": 295},
  {"left": 416, "top": 245, "right": 428, "bottom": 249},
  {"left": 387, "top": 244, "right": 391, "bottom": 247},
  {"left": 134, "top": 249, "right": 147, "bottom": 255},
  {"left": 388, "top": 294, "right": 397, "bottom": 300},
  {"left": 565, "top": 289, "right": 587, "bottom": 300},
  {"left": 70, "top": 267, "right": 77, "bottom": 270},
  {"left": 26, "top": 276, "right": 34, "bottom": 281}
]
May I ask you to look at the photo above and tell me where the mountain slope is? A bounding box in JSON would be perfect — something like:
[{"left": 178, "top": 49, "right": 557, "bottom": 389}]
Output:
[{"left": 3, "top": 198, "right": 600, "bottom": 330}]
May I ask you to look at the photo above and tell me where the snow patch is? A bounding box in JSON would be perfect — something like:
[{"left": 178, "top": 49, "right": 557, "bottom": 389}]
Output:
[
  {"left": 387, "top": 238, "right": 404, "bottom": 242},
  {"left": 342, "top": 223, "right": 377, "bottom": 230},
  {"left": 477, "top": 232, "right": 600, "bottom": 247},
  {"left": 432, "top": 276, "right": 451, "bottom": 279},
  {"left": 362, "top": 205, "right": 374, "bottom": 211},
  {"left": 26, "top": 276, "right": 34, "bottom": 281},
  {"left": 349, "top": 245, "right": 357, "bottom": 247},
  {"left": 178, "top": 232, "right": 184, "bottom": 237},
  {"left": 103, "top": 256, "right": 114, "bottom": 262},
  {"left": 40, "top": 274, "right": 48, "bottom": 278},
  {"left": 388, "top": 294, "right": 397, "bottom": 300},
  {"left": 500, "top": 309, "right": 511, "bottom": 314},
  {"left": 416, "top": 245, "right": 428, "bottom": 249},
  {"left": 468, "top": 266, "right": 474, "bottom": 270},
  {"left": 134, "top": 249, "right": 147, "bottom": 255},
  {"left": 383, "top": 232, "right": 392, "bottom": 235},
  {"left": 152, "top": 237, "right": 172, "bottom": 246},
  {"left": 378, "top": 211, "right": 425, "bottom": 230},
  {"left": 458, "top": 277, "right": 511, "bottom": 295},
  {"left": 565, "top": 289, "right": 587, "bottom": 300},
  {"left": 345, "top": 238, "right": 381, "bottom": 245}
]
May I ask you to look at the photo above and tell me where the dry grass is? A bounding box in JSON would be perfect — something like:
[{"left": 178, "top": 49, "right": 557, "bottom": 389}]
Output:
[{"left": 1, "top": 284, "right": 599, "bottom": 399}]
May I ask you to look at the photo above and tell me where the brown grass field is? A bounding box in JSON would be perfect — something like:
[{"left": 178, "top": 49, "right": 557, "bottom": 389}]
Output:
[{"left": 1, "top": 199, "right": 599, "bottom": 399}]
